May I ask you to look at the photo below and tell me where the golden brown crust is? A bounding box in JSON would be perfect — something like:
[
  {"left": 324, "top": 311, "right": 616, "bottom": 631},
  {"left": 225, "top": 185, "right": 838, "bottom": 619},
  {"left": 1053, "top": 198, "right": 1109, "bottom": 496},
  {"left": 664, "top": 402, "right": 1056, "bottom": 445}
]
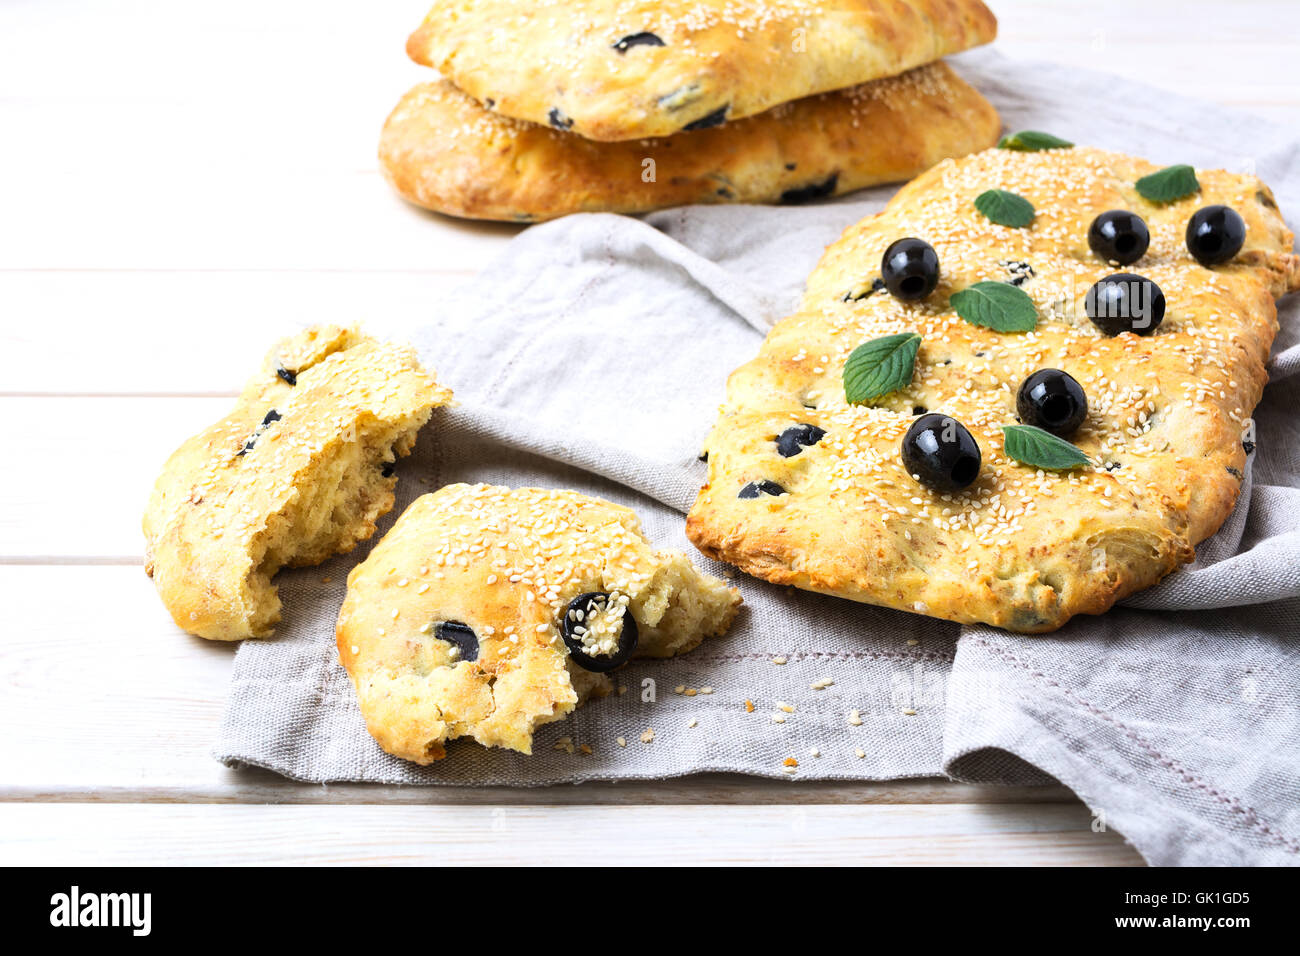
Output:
[
  {"left": 687, "top": 146, "right": 1300, "bottom": 632},
  {"left": 406, "top": 0, "right": 997, "bottom": 141},
  {"left": 143, "top": 325, "right": 452, "bottom": 641},
  {"left": 336, "top": 484, "right": 741, "bottom": 763},
  {"left": 379, "top": 62, "right": 1000, "bottom": 222}
]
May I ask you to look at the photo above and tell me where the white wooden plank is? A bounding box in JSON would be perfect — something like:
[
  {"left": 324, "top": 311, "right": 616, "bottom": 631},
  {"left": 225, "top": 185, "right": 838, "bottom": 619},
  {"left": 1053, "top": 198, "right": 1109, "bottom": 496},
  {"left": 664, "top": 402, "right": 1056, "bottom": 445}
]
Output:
[
  {"left": 0, "top": 156, "right": 516, "bottom": 272},
  {"left": 0, "top": 273, "right": 470, "bottom": 396},
  {"left": 988, "top": 1, "right": 1300, "bottom": 126},
  {"left": 0, "top": 397, "right": 229, "bottom": 558},
  {"left": 0, "top": 0, "right": 515, "bottom": 271},
  {"left": 0, "top": 803, "right": 1144, "bottom": 865}
]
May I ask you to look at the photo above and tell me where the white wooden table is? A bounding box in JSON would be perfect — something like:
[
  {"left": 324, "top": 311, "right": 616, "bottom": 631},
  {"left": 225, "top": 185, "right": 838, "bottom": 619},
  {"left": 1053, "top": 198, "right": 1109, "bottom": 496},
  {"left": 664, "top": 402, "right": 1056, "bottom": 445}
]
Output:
[{"left": 2, "top": 0, "right": 1294, "bottom": 866}]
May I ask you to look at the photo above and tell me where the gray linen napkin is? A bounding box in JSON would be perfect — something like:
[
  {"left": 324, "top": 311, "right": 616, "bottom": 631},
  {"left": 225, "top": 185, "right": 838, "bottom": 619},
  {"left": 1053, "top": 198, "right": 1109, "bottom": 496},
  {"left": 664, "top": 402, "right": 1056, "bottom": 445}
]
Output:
[{"left": 215, "top": 50, "right": 1300, "bottom": 866}]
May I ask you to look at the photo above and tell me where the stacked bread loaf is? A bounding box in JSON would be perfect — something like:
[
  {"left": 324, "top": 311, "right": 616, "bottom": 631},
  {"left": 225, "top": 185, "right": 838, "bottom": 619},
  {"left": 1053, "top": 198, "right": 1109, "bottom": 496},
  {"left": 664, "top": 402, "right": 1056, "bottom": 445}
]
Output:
[{"left": 380, "top": 1, "right": 1002, "bottom": 221}]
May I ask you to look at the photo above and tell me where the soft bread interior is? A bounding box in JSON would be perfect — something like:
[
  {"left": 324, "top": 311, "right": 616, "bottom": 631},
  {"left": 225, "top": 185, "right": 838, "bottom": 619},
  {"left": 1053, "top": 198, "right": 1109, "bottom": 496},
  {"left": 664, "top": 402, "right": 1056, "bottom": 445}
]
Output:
[
  {"left": 629, "top": 552, "right": 741, "bottom": 658},
  {"left": 242, "top": 409, "right": 434, "bottom": 637}
]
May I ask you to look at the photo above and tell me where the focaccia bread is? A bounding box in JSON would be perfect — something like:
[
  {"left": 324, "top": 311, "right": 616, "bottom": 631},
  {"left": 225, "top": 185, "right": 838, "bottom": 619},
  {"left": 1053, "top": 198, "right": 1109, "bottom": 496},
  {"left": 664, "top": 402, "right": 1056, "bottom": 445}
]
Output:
[
  {"left": 687, "top": 144, "right": 1300, "bottom": 632},
  {"left": 405, "top": 0, "right": 997, "bottom": 141},
  {"left": 380, "top": 62, "right": 1000, "bottom": 222},
  {"left": 337, "top": 484, "right": 741, "bottom": 763},
  {"left": 144, "top": 326, "right": 451, "bottom": 641}
]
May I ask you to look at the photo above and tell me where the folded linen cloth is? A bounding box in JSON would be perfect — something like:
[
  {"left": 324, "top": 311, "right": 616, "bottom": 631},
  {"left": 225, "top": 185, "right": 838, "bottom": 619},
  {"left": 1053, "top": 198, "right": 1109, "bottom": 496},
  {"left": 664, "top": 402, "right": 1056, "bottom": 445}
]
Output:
[{"left": 215, "top": 50, "right": 1300, "bottom": 866}]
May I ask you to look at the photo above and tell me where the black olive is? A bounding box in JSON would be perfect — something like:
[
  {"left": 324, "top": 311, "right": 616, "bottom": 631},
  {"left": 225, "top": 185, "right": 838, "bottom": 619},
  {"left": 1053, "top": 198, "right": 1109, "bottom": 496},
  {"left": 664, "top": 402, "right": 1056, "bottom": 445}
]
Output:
[
  {"left": 881, "top": 238, "right": 940, "bottom": 301},
  {"left": 1084, "top": 273, "right": 1166, "bottom": 336},
  {"left": 435, "top": 621, "right": 479, "bottom": 662},
  {"left": 912, "top": 406, "right": 928, "bottom": 416},
  {"left": 1001, "top": 260, "right": 1036, "bottom": 286},
  {"left": 547, "top": 108, "right": 573, "bottom": 130},
  {"left": 843, "top": 276, "right": 886, "bottom": 302},
  {"left": 1016, "top": 369, "right": 1088, "bottom": 437},
  {"left": 560, "top": 592, "right": 638, "bottom": 672},
  {"left": 1186, "top": 205, "right": 1246, "bottom": 266},
  {"left": 780, "top": 173, "right": 839, "bottom": 204},
  {"left": 275, "top": 363, "right": 297, "bottom": 386},
  {"left": 612, "top": 32, "right": 665, "bottom": 53},
  {"left": 238, "top": 409, "right": 281, "bottom": 456},
  {"left": 901, "top": 414, "right": 981, "bottom": 493},
  {"left": 738, "top": 480, "right": 786, "bottom": 499},
  {"left": 682, "top": 104, "right": 729, "bottom": 131},
  {"left": 775, "top": 424, "right": 826, "bottom": 458},
  {"left": 1087, "top": 210, "right": 1150, "bottom": 265}
]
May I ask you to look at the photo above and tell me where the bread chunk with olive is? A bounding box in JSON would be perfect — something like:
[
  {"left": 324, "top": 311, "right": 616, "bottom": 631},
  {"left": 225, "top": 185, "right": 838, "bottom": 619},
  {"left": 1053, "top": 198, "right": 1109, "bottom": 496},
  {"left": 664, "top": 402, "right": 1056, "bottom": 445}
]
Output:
[
  {"left": 337, "top": 484, "right": 741, "bottom": 763},
  {"left": 143, "top": 325, "right": 451, "bottom": 640}
]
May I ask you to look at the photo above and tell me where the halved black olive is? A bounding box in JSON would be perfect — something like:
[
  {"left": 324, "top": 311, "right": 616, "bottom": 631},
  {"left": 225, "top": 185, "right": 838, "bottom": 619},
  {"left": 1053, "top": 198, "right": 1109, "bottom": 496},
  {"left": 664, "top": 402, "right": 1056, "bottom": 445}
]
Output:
[
  {"left": 275, "top": 363, "right": 297, "bottom": 386},
  {"left": 738, "top": 480, "right": 786, "bottom": 499},
  {"left": 780, "top": 173, "right": 839, "bottom": 205},
  {"left": 612, "top": 32, "right": 665, "bottom": 53},
  {"left": 435, "top": 621, "right": 479, "bottom": 662},
  {"left": 776, "top": 424, "right": 825, "bottom": 458},
  {"left": 560, "top": 592, "right": 638, "bottom": 672},
  {"left": 683, "top": 104, "right": 728, "bottom": 131}
]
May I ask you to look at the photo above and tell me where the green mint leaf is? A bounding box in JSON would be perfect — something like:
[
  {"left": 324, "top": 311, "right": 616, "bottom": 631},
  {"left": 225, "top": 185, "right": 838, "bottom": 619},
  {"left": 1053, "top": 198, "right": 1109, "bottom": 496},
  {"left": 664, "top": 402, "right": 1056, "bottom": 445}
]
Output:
[
  {"left": 843, "top": 332, "right": 922, "bottom": 404},
  {"left": 1135, "top": 164, "right": 1199, "bottom": 203},
  {"left": 949, "top": 281, "right": 1038, "bottom": 332},
  {"left": 1002, "top": 425, "right": 1091, "bottom": 470},
  {"left": 997, "top": 130, "right": 1074, "bottom": 152},
  {"left": 974, "top": 189, "right": 1036, "bottom": 228}
]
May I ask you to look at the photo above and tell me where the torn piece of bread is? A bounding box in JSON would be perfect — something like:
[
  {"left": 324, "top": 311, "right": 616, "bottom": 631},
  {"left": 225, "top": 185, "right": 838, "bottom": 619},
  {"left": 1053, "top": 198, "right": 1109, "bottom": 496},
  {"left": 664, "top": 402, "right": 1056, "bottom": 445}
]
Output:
[
  {"left": 337, "top": 483, "right": 742, "bottom": 763},
  {"left": 143, "top": 325, "right": 451, "bottom": 640}
]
